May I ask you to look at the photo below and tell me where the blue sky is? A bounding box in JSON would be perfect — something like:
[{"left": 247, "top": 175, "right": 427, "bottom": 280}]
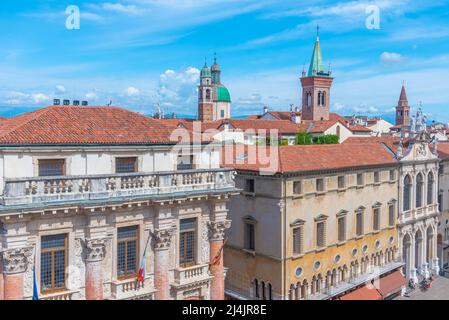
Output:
[{"left": 0, "top": 0, "right": 449, "bottom": 121}]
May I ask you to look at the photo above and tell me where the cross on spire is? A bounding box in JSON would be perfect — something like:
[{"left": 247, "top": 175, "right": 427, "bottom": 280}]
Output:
[{"left": 316, "top": 25, "right": 320, "bottom": 40}]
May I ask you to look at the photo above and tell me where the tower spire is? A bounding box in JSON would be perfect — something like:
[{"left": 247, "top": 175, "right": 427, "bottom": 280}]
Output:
[
  {"left": 308, "top": 27, "right": 325, "bottom": 76},
  {"left": 316, "top": 25, "right": 320, "bottom": 41}
]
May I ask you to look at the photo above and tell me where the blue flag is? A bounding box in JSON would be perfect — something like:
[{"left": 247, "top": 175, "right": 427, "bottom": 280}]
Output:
[{"left": 32, "top": 266, "right": 39, "bottom": 300}]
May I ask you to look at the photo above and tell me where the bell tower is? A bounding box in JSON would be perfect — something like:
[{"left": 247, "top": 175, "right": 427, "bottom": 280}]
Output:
[
  {"left": 301, "top": 27, "right": 333, "bottom": 121},
  {"left": 198, "top": 60, "right": 214, "bottom": 121},
  {"left": 395, "top": 82, "right": 410, "bottom": 127}
]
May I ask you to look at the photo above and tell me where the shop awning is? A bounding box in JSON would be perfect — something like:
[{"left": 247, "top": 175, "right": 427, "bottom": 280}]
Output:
[
  {"left": 376, "top": 270, "right": 406, "bottom": 298},
  {"left": 338, "top": 285, "right": 382, "bottom": 300}
]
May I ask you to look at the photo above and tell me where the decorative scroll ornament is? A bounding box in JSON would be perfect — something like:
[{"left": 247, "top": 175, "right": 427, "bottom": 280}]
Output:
[
  {"left": 2, "top": 247, "right": 33, "bottom": 274},
  {"left": 208, "top": 220, "right": 231, "bottom": 241},
  {"left": 151, "top": 228, "right": 175, "bottom": 251},
  {"left": 85, "top": 238, "right": 107, "bottom": 262}
]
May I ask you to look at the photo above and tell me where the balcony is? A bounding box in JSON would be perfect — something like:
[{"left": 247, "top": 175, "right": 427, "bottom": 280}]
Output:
[
  {"left": 1, "top": 168, "right": 236, "bottom": 206},
  {"left": 173, "top": 264, "right": 211, "bottom": 288},
  {"left": 110, "top": 278, "right": 155, "bottom": 300}
]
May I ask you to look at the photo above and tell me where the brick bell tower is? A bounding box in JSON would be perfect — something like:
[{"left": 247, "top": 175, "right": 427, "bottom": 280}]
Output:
[
  {"left": 395, "top": 82, "right": 410, "bottom": 127},
  {"left": 198, "top": 60, "right": 214, "bottom": 122},
  {"left": 301, "top": 27, "right": 333, "bottom": 121}
]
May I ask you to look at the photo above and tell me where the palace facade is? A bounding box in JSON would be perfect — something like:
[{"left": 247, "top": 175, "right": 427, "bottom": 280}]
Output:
[{"left": 0, "top": 105, "right": 237, "bottom": 300}]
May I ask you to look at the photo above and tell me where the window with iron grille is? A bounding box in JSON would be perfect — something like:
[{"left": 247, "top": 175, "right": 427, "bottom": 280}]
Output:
[
  {"left": 244, "top": 222, "right": 255, "bottom": 251},
  {"left": 357, "top": 173, "right": 364, "bottom": 186},
  {"left": 388, "top": 205, "right": 395, "bottom": 226},
  {"left": 373, "top": 208, "right": 380, "bottom": 231},
  {"left": 338, "top": 217, "right": 346, "bottom": 242},
  {"left": 40, "top": 234, "right": 67, "bottom": 293},
  {"left": 293, "top": 181, "right": 302, "bottom": 195},
  {"left": 38, "top": 159, "right": 65, "bottom": 176},
  {"left": 316, "top": 221, "right": 326, "bottom": 248},
  {"left": 179, "top": 218, "right": 196, "bottom": 267},
  {"left": 316, "top": 178, "right": 324, "bottom": 192},
  {"left": 374, "top": 171, "right": 380, "bottom": 183},
  {"left": 292, "top": 226, "right": 303, "bottom": 255},
  {"left": 115, "top": 157, "right": 137, "bottom": 173},
  {"left": 338, "top": 176, "right": 345, "bottom": 189},
  {"left": 117, "top": 225, "right": 139, "bottom": 279},
  {"left": 356, "top": 211, "right": 364, "bottom": 236},
  {"left": 245, "top": 179, "right": 255, "bottom": 193}
]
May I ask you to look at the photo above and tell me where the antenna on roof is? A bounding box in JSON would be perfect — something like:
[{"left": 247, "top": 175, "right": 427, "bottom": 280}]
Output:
[{"left": 107, "top": 100, "right": 112, "bottom": 106}]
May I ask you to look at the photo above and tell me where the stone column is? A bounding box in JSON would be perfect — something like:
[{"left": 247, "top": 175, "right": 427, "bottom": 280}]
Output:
[
  {"left": 2, "top": 247, "right": 33, "bottom": 300},
  {"left": 84, "top": 239, "right": 107, "bottom": 300},
  {"left": 208, "top": 220, "right": 231, "bottom": 300},
  {"left": 152, "top": 228, "right": 174, "bottom": 300}
]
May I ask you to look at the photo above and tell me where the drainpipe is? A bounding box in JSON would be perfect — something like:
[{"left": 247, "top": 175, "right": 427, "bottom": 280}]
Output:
[{"left": 282, "top": 177, "right": 287, "bottom": 300}]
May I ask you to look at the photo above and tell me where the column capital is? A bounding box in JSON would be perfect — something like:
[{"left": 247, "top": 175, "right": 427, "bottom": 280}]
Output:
[
  {"left": 208, "top": 220, "right": 231, "bottom": 242},
  {"left": 152, "top": 228, "right": 175, "bottom": 251},
  {"left": 84, "top": 238, "right": 107, "bottom": 262},
  {"left": 1, "top": 247, "right": 33, "bottom": 275}
]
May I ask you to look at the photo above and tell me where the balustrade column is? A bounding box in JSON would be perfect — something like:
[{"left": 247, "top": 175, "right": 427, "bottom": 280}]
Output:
[
  {"left": 85, "top": 239, "right": 107, "bottom": 300},
  {"left": 208, "top": 220, "right": 231, "bottom": 300},
  {"left": 152, "top": 228, "right": 174, "bottom": 300},
  {"left": 2, "top": 247, "right": 33, "bottom": 300}
]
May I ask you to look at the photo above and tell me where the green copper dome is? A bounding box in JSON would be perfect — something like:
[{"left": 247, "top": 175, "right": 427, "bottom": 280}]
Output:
[
  {"left": 217, "top": 86, "right": 231, "bottom": 102},
  {"left": 308, "top": 37, "right": 324, "bottom": 76},
  {"left": 200, "top": 63, "right": 211, "bottom": 78}
]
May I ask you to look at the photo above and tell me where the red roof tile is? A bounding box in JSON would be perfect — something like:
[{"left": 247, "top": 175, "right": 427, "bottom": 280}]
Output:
[
  {"left": 0, "top": 105, "right": 178, "bottom": 145},
  {"left": 221, "top": 143, "right": 397, "bottom": 174}
]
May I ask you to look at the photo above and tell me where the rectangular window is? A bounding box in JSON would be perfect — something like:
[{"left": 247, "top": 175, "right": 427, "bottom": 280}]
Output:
[
  {"left": 338, "top": 176, "right": 345, "bottom": 189},
  {"left": 356, "top": 212, "right": 364, "bottom": 236},
  {"left": 373, "top": 208, "right": 380, "bottom": 231},
  {"left": 245, "top": 179, "right": 255, "bottom": 193},
  {"left": 374, "top": 172, "right": 380, "bottom": 183},
  {"left": 338, "top": 217, "right": 346, "bottom": 242},
  {"left": 41, "top": 234, "right": 67, "bottom": 293},
  {"left": 220, "top": 110, "right": 225, "bottom": 118},
  {"left": 244, "top": 223, "right": 255, "bottom": 251},
  {"left": 390, "top": 170, "right": 395, "bottom": 181},
  {"left": 177, "top": 155, "right": 194, "bottom": 171},
  {"left": 293, "top": 181, "right": 302, "bottom": 195},
  {"left": 357, "top": 173, "right": 364, "bottom": 186},
  {"left": 115, "top": 157, "right": 137, "bottom": 173},
  {"left": 316, "top": 178, "right": 324, "bottom": 192},
  {"left": 38, "top": 159, "right": 65, "bottom": 177},
  {"left": 292, "top": 227, "right": 303, "bottom": 255},
  {"left": 117, "top": 225, "right": 139, "bottom": 279},
  {"left": 179, "top": 218, "right": 196, "bottom": 267},
  {"left": 389, "top": 205, "right": 395, "bottom": 226},
  {"left": 316, "top": 221, "right": 326, "bottom": 248}
]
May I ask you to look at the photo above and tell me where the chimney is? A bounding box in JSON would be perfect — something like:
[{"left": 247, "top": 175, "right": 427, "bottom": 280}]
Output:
[
  {"left": 295, "top": 106, "right": 300, "bottom": 112},
  {"left": 263, "top": 106, "right": 268, "bottom": 114},
  {"left": 53, "top": 99, "right": 61, "bottom": 105},
  {"left": 291, "top": 113, "right": 301, "bottom": 124}
]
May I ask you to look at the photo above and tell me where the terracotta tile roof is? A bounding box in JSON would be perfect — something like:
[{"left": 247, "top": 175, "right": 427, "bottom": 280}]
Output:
[
  {"left": 200, "top": 118, "right": 304, "bottom": 134},
  {"left": 221, "top": 143, "right": 397, "bottom": 174},
  {"left": 343, "top": 136, "right": 403, "bottom": 154},
  {"left": 265, "top": 111, "right": 301, "bottom": 120},
  {"left": 376, "top": 270, "right": 406, "bottom": 298},
  {"left": 438, "top": 142, "right": 449, "bottom": 160},
  {"left": 350, "top": 124, "right": 372, "bottom": 132},
  {"left": 0, "top": 105, "right": 179, "bottom": 146},
  {"left": 338, "top": 284, "right": 382, "bottom": 300}
]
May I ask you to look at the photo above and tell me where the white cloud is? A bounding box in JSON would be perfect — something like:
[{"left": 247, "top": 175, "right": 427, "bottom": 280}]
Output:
[
  {"left": 380, "top": 52, "right": 402, "bottom": 64},
  {"left": 85, "top": 92, "right": 98, "bottom": 99},
  {"left": 56, "top": 85, "right": 66, "bottom": 93},
  {"left": 126, "top": 86, "right": 140, "bottom": 96},
  {"left": 32, "top": 93, "right": 50, "bottom": 103}
]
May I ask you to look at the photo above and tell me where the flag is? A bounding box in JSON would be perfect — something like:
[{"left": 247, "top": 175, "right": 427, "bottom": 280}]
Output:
[
  {"left": 137, "top": 234, "right": 151, "bottom": 283},
  {"left": 32, "top": 266, "right": 39, "bottom": 300}
]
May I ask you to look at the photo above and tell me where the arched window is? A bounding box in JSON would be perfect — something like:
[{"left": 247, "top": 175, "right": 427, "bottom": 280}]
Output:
[
  {"left": 416, "top": 173, "right": 424, "bottom": 208},
  {"left": 254, "top": 279, "right": 259, "bottom": 298},
  {"left": 317, "top": 92, "right": 322, "bottom": 106},
  {"left": 199, "top": 89, "right": 203, "bottom": 99},
  {"left": 322, "top": 91, "right": 326, "bottom": 106},
  {"left": 268, "top": 283, "right": 272, "bottom": 300},
  {"left": 427, "top": 172, "right": 434, "bottom": 205},
  {"left": 403, "top": 175, "right": 412, "bottom": 211},
  {"left": 206, "top": 89, "right": 211, "bottom": 100},
  {"left": 307, "top": 92, "right": 312, "bottom": 107},
  {"left": 261, "top": 281, "right": 266, "bottom": 300}
]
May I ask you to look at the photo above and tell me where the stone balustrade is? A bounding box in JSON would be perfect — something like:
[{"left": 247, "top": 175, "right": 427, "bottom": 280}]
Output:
[
  {"left": 1, "top": 169, "right": 235, "bottom": 206},
  {"left": 173, "top": 264, "right": 210, "bottom": 286}
]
